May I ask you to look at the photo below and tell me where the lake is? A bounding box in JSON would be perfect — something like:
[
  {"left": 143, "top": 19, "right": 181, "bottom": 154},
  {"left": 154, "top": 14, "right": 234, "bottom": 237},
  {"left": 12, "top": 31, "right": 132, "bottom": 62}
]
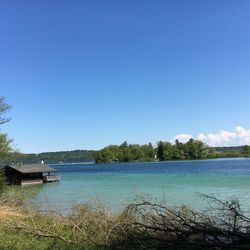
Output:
[{"left": 26, "top": 158, "right": 250, "bottom": 214}]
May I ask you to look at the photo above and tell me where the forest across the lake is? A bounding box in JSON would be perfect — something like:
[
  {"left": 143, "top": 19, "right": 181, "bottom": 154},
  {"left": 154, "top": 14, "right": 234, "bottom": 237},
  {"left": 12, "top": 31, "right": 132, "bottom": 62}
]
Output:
[{"left": 2, "top": 142, "right": 250, "bottom": 165}]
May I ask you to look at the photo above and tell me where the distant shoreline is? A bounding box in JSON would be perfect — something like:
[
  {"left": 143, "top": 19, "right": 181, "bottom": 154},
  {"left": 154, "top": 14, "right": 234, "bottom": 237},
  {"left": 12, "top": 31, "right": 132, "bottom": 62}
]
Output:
[
  {"left": 48, "top": 156, "right": 250, "bottom": 166},
  {"left": 3, "top": 144, "right": 250, "bottom": 166},
  {"left": 49, "top": 161, "right": 95, "bottom": 166}
]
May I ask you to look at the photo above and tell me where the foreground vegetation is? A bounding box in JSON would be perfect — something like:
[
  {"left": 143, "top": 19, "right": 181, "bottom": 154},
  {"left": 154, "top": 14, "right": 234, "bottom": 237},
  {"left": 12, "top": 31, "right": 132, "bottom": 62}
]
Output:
[{"left": 1, "top": 189, "right": 250, "bottom": 249}]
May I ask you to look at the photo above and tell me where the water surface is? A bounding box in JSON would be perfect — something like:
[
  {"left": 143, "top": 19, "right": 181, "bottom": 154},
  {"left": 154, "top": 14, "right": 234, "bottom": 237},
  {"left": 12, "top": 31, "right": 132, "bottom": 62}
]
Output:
[{"left": 27, "top": 158, "right": 250, "bottom": 214}]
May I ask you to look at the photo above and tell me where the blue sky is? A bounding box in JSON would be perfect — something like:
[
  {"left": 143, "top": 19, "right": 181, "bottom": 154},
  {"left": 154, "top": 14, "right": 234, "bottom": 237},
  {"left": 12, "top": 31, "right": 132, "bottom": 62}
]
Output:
[{"left": 1, "top": 0, "right": 250, "bottom": 153}]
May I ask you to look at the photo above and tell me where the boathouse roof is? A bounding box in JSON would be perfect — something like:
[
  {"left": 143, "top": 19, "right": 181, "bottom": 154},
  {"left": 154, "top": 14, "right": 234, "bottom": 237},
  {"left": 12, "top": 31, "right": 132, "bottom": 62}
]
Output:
[{"left": 5, "top": 164, "right": 56, "bottom": 173}]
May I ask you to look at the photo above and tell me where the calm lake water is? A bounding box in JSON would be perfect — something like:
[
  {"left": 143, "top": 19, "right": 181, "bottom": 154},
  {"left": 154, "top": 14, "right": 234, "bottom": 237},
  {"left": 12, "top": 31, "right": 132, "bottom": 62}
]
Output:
[{"left": 25, "top": 158, "right": 250, "bottom": 214}]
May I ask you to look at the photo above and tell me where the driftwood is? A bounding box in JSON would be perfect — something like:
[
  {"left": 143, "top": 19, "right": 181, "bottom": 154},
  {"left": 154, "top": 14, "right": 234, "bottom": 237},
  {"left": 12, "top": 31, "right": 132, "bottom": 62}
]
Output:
[
  {"left": 113, "top": 195, "right": 250, "bottom": 249},
  {"left": 2, "top": 195, "right": 250, "bottom": 249}
]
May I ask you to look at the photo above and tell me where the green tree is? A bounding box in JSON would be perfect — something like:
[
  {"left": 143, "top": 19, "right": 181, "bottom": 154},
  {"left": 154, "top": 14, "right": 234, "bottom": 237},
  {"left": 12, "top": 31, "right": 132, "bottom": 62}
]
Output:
[
  {"left": 0, "top": 96, "right": 12, "bottom": 194},
  {"left": 130, "top": 144, "right": 142, "bottom": 161},
  {"left": 141, "top": 143, "right": 155, "bottom": 161},
  {"left": 0, "top": 133, "right": 13, "bottom": 159},
  {"left": 171, "top": 145, "right": 185, "bottom": 160},
  {"left": 242, "top": 145, "right": 250, "bottom": 156},
  {"left": 120, "top": 141, "right": 128, "bottom": 148},
  {"left": 184, "top": 139, "right": 209, "bottom": 160},
  {"left": 0, "top": 96, "right": 11, "bottom": 125},
  {"left": 156, "top": 141, "right": 165, "bottom": 161},
  {"left": 162, "top": 142, "right": 173, "bottom": 160}
]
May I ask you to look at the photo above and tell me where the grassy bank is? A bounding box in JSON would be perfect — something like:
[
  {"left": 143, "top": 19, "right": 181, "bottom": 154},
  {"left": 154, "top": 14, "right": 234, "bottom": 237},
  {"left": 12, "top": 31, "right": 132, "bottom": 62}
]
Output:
[{"left": 1, "top": 189, "right": 250, "bottom": 249}]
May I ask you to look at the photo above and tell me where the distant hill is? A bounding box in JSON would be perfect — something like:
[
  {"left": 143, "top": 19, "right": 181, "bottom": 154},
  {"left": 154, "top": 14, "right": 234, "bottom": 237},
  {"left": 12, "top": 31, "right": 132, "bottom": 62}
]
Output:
[
  {"left": 213, "top": 145, "right": 250, "bottom": 158},
  {"left": 214, "top": 146, "right": 245, "bottom": 152},
  {"left": 3, "top": 150, "right": 95, "bottom": 164}
]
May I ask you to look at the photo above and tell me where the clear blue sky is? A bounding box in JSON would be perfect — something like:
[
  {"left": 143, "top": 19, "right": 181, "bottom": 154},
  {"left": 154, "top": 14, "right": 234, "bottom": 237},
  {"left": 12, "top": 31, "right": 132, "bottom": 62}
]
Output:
[{"left": 1, "top": 0, "right": 250, "bottom": 153}]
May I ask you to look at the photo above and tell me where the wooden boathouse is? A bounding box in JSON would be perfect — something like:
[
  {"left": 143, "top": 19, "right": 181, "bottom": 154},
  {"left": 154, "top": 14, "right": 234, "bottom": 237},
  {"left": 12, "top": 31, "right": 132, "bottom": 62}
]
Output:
[{"left": 4, "top": 164, "right": 60, "bottom": 185}]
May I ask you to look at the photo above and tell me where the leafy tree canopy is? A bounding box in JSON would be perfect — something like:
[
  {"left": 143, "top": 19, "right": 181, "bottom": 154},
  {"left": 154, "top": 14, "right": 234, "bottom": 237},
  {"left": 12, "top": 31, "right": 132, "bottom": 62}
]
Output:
[
  {"left": 0, "top": 96, "right": 12, "bottom": 194},
  {"left": 0, "top": 96, "right": 11, "bottom": 125}
]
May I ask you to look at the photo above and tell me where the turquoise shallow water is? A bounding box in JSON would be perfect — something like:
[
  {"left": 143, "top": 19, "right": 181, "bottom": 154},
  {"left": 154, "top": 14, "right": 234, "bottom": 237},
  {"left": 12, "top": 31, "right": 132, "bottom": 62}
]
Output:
[{"left": 25, "top": 158, "right": 250, "bottom": 214}]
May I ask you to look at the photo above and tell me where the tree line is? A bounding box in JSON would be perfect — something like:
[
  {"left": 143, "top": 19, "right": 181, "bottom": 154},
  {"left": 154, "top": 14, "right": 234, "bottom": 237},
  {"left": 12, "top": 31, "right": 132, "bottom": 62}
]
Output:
[
  {"left": 7, "top": 143, "right": 250, "bottom": 164},
  {"left": 94, "top": 140, "right": 250, "bottom": 163},
  {"left": 94, "top": 142, "right": 155, "bottom": 163},
  {"left": 94, "top": 139, "right": 215, "bottom": 163}
]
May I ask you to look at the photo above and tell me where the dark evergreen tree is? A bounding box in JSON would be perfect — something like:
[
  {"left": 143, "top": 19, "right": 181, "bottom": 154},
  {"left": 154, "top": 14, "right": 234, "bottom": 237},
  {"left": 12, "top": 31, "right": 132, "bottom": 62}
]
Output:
[{"left": 156, "top": 141, "right": 165, "bottom": 161}]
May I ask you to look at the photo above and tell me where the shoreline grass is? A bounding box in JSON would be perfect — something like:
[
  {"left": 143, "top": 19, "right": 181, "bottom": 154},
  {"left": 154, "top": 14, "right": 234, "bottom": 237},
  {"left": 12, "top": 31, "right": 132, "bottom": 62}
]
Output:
[{"left": 1, "top": 189, "right": 250, "bottom": 249}]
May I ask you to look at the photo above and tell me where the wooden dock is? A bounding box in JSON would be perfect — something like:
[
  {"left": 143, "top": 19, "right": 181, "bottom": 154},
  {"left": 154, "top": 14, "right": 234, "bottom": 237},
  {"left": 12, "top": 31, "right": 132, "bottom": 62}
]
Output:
[
  {"left": 43, "top": 175, "right": 60, "bottom": 183},
  {"left": 21, "top": 179, "right": 43, "bottom": 185}
]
